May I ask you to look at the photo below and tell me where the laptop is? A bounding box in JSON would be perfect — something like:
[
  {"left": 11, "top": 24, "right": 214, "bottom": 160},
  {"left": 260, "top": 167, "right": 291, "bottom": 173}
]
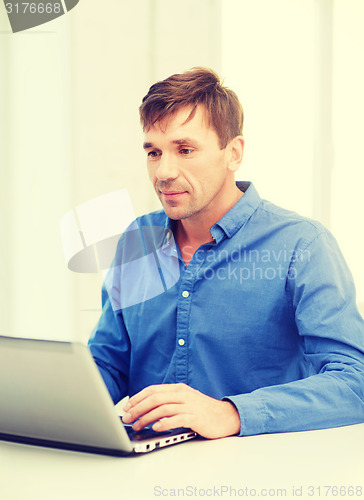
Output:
[{"left": 0, "top": 335, "right": 197, "bottom": 455}]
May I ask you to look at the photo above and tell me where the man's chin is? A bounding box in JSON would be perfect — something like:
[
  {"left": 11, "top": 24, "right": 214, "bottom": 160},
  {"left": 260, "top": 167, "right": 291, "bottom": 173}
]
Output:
[
  {"left": 162, "top": 206, "right": 191, "bottom": 221},
  {"left": 159, "top": 196, "right": 198, "bottom": 221},
  {"left": 163, "top": 209, "right": 184, "bottom": 221}
]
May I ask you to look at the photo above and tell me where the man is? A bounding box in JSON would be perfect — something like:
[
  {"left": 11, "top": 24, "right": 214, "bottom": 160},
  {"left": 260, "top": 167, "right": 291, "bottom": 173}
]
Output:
[{"left": 88, "top": 67, "right": 364, "bottom": 439}]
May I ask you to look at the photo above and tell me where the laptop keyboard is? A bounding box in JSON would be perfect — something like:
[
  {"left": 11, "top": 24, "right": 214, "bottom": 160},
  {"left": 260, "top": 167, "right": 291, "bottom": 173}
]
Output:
[
  {"left": 123, "top": 424, "right": 162, "bottom": 441},
  {"left": 122, "top": 420, "right": 191, "bottom": 441}
]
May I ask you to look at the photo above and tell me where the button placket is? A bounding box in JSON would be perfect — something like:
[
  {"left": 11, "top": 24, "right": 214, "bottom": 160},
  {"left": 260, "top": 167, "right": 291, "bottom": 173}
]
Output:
[
  {"left": 174, "top": 249, "right": 209, "bottom": 383},
  {"left": 175, "top": 268, "right": 195, "bottom": 383}
]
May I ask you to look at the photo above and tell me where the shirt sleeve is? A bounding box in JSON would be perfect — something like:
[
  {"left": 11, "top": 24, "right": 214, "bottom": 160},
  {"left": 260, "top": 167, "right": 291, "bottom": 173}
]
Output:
[
  {"left": 225, "top": 229, "right": 364, "bottom": 436},
  {"left": 88, "top": 276, "right": 131, "bottom": 405}
]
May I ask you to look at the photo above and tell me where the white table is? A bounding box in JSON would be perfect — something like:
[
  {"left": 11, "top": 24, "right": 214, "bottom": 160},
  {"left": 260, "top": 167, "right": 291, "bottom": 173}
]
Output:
[{"left": 1, "top": 423, "right": 363, "bottom": 500}]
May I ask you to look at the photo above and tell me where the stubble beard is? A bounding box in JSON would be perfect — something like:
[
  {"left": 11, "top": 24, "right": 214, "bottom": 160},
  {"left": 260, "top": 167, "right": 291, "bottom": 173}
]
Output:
[{"left": 161, "top": 199, "right": 195, "bottom": 221}]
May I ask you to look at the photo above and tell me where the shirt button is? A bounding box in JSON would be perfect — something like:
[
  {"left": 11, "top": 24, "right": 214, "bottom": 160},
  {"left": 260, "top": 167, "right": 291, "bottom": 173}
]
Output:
[
  {"left": 182, "top": 291, "right": 189, "bottom": 298},
  {"left": 178, "top": 339, "right": 185, "bottom": 346}
]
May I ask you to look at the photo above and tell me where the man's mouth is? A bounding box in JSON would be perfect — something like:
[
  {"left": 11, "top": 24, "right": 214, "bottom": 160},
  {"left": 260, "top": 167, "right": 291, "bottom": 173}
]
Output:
[{"left": 160, "top": 190, "right": 187, "bottom": 198}]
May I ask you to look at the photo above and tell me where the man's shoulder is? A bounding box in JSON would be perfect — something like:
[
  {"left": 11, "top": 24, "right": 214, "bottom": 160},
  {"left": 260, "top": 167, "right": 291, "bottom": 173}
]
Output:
[
  {"left": 237, "top": 182, "right": 327, "bottom": 241},
  {"left": 112, "top": 209, "right": 169, "bottom": 264},
  {"left": 256, "top": 198, "right": 327, "bottom": 238}
]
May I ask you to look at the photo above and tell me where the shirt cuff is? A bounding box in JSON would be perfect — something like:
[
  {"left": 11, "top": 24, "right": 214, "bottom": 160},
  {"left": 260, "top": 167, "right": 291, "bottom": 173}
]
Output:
[{"left": 224, "top": 393, "right": 268, "bottom": 436}]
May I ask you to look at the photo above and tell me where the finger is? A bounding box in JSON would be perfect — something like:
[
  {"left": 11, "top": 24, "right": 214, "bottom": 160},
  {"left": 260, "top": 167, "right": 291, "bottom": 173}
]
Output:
[
  {"left": 122, "top": 391, "right": 185, "bottom": 424},
  {"left": 152, "top": 414, "right": 193, "bottom": 433},
  {"left": 131, "top": 403, "right": 184, "bottom": 431},
  {"left": 125, "top": 383, "right": 188, "bottom": 410}
]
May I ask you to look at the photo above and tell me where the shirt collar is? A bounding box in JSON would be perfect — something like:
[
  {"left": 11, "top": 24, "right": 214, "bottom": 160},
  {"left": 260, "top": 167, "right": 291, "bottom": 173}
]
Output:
[
  {"left": 210, "top": 182, "right": 262, "bottom": 243},
  {"left": 162, "top": 181, "right": 262, "bottom": 245}
]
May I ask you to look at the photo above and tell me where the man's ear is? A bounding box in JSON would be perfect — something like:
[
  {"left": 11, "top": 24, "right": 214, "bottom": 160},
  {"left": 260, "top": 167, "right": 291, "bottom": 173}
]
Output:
[{"left": 227, "top": 136, "right": 245, "bottom": 173}]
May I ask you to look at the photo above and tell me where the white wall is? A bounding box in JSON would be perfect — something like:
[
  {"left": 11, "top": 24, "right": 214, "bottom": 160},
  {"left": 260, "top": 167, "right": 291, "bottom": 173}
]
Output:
[
  {"left": 331, "top": 0, "right": 364, "bottom": 312},
  {"left": 0, "top": 12, "right": 11, "bottom": 334},
  {"left": 1, "top": 13, "right": 74, "bottom": 340},
  {"left": 222, "top": 0, "right": 316, "bottom": 218}
]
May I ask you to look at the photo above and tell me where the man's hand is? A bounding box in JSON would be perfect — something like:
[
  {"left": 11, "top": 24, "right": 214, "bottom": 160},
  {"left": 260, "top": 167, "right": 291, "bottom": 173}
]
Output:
[{"left": 122, "top": 383, "right": 240, "bottom": 439}]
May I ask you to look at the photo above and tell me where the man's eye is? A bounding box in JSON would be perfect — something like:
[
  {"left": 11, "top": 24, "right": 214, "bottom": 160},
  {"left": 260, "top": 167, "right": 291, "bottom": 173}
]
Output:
[
  {"left": 179, "top": 148, "right": 193, "bottom": 155},
  {"left": 147, "top": 151, "right": 160, "bottom": 158}
]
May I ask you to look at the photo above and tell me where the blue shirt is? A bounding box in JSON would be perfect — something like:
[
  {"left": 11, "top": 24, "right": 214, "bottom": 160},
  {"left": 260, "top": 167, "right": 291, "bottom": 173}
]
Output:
[{"left": 88, "top": 182, "right": 364, "bottom": 436}]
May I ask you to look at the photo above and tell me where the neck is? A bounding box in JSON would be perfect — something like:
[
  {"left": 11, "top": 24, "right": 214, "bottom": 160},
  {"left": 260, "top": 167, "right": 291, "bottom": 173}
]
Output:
[{"left": 175, "top": 183, "right": 243, "bottom": 265}]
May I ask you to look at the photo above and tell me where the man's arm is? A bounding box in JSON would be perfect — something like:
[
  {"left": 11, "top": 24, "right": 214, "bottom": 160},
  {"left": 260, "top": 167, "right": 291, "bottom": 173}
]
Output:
[
  {"left": 226, "top": 230, "right": 364, "bottom": 436},
  {"left": 88, "top": 279, "right": 130, "bottom": 405}
]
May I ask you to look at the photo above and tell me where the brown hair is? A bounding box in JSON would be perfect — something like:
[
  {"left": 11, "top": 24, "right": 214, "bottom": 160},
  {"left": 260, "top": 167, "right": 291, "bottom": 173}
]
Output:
[{"left": 139, "top": 67, "right": 244, "bottom": 149}]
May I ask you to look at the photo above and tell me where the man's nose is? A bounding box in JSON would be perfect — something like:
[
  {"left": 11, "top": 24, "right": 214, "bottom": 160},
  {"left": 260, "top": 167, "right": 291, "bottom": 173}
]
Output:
[{"left": 155, "top": 154, "right": 178, "bottom": 181}]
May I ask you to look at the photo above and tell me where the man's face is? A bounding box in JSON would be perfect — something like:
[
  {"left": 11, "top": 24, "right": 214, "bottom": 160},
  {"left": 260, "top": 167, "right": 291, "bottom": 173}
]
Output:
[{"left": 143, "top": 106, "right": 234, "bottom": 222}]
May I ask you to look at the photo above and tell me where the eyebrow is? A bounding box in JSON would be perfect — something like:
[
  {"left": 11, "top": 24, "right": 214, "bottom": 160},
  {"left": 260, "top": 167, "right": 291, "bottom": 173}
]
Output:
[{"left": 143, "top": 138, "right": 199, "bottom": 150}]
